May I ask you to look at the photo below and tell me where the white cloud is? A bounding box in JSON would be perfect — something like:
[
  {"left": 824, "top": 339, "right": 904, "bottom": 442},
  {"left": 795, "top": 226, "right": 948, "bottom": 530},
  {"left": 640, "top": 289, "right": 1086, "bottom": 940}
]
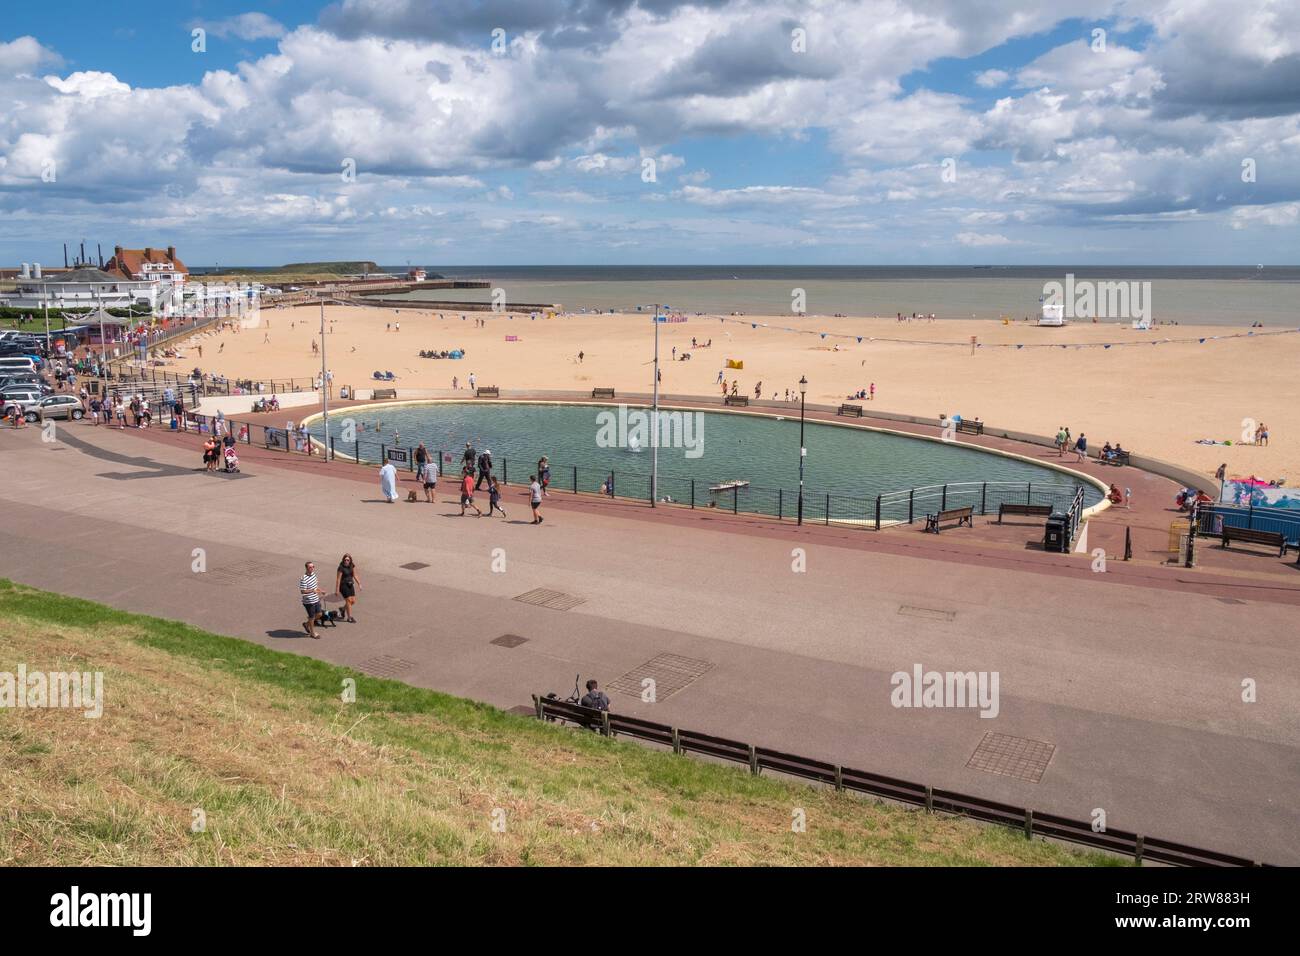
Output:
[
  {"left": 197, "top": 13, "right": 287, "bottom": 41},
  {"left": 975, "top": 69, "right": 1009, "bottom": 88},
  {"left": 956, "top": 231, "right": 1015, "bottom": 246}
]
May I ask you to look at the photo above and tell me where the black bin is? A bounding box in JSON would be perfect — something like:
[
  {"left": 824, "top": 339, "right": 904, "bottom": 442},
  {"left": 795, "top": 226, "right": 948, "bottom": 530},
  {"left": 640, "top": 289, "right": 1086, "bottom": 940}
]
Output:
[{"left": 1044, "top": 512, "right": 1068, "bottom": 552}]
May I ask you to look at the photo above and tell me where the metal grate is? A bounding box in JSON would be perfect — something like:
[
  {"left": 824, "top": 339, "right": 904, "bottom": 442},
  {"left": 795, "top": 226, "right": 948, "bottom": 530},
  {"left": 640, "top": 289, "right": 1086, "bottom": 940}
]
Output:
[
  {"left": 898, "top": 605, "right": 956, "bottom": 622},
  {"left": 491, "top": 633, "right": 529, "bottom": 648},
  {"left": 356, "top": 655, "right": 417, "bottom": 678},
  {"left": 966, "top": 732, "right": 1055, "bottom": 783},
  {"left": 608, "top": 653, "right": 714, "bottom": 701},
  {"left": 198, "top": 562, "right": 284, "bottom": 586},
  {"left": 513, "top": 588, "right": 586, "bottom": 611},
  {"left": 400, "top": 561, "right": 431, "bottom": 571}
]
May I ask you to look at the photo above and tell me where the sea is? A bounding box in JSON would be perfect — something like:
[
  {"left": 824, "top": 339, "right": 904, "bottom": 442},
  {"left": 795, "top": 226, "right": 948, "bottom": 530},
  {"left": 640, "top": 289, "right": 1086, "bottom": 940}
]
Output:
[{"left": 378, "top": 265, "right": 1299, "bottom": 327}]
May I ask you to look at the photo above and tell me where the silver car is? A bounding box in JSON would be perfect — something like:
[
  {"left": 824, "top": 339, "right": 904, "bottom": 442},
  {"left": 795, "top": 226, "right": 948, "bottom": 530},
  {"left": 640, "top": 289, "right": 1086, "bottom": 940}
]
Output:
[{"left": 27, "top": 394, "right": 85, "bottom": 422}]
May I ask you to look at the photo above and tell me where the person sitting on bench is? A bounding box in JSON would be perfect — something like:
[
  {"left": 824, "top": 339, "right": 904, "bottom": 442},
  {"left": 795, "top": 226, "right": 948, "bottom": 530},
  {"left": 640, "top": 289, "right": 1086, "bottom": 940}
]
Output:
[{"left": 579, "top": 679, "right": 610, "bottom": 712}]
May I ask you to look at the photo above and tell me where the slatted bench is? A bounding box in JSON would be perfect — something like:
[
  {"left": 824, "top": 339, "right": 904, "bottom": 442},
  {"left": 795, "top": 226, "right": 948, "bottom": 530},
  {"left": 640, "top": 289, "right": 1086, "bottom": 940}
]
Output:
[
  {"left": 1221, "top": 526, "right": 1287, "bottom": 557},
  {"left": 998, "top": 503, "right": 1053, "bottom": 524},
  {"left": 723, "top": 394, "right": 749, "bottom": 407},
  {"left": 476, "top": 386, "right": 500, "bottom": 398},
  {"left": 838, "top": 404, "right": 864, "bottom": 417},
  {"left": 1098, "top": 449, "right": 1131, "bottom": 467},
  {"left": 371, "top": 388, "right": 397, "bottom": 400},
  {"left": 925, "top": 505, "right": 974, "bottom": 533},
  {"left": 956, "top": 419, "right": 984, "bottom": 435},
  {"left": 591, "top": 387, "right": 616, "bottom": 399}
]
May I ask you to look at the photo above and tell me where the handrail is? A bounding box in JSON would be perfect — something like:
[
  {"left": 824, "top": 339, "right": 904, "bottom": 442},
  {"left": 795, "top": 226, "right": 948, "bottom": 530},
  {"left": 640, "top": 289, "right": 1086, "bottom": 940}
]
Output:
[{"left": 533, "top": 694, "right": 1267, "bottom": 867}]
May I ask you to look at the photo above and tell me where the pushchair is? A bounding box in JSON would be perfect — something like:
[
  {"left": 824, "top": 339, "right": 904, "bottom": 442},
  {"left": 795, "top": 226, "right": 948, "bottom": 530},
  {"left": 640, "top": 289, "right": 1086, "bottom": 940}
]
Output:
[{"left": 223, "top": 445, "right": 241, "bottom": 473}]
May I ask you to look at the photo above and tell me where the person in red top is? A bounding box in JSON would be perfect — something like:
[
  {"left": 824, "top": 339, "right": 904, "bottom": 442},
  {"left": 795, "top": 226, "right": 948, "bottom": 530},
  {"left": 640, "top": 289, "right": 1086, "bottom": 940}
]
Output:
[{"left": 459, "top": 467, "right": 483, "bottom": 516}]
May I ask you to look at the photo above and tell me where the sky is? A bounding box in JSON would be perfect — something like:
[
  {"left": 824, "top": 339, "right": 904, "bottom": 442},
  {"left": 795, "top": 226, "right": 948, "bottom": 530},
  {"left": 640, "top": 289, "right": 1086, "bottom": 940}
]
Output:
[{"left": 1, "top": 0, "right": 1298, "bottom": 266}]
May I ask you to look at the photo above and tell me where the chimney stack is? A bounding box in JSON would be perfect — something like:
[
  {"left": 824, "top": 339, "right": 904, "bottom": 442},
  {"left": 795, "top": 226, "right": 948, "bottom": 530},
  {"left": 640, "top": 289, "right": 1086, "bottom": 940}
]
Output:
[
  {"left": 63, "top": 244, "right": 68, "bottom": 268},
  {"left": 20, "top": 263, "right": 30, "bottom": 279},
  {"left": 144, "top": 247, "right": 153, "bottom": 260},
  {"left": 34, "top": 263, "right": 42, "bottom": 279},
  {"left": 167, "top": 245, "right": 176, "bottom": 261},
  {"left": 98, "top": 243, "right": 103, "bottom": 268},
  {"left": 80, "top": 242, "right": 86, "bottom": 265}
]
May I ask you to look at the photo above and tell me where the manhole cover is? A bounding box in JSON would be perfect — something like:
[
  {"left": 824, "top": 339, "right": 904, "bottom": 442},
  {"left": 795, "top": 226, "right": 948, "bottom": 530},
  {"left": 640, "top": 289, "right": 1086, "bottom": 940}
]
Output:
[
  {"left": 899, "top": 605, "right": 956, "bottom": 622},
  {"left": 608, "top": 653, "right": 714, "bottom": 701},
  {"left": 1216, "top": 597, "right": 1247, "bottom": 605},
  {"left": 356, "top": 655, "right": 416, "bottom": 678},
  {"left": 400, "top": 561, "right": 431, "bottom": 571},
  {"left": 199, "top": 561, "right": 283, "bottom": 585},
  {"left": 513, "top": 588, "right": 585, "bottom": 611},
  {"left": 967, "top": 732, "right": 1055, "bottom": 783},
  {"left": 491, "top": 633, "right": 528, "bottom": 648}
]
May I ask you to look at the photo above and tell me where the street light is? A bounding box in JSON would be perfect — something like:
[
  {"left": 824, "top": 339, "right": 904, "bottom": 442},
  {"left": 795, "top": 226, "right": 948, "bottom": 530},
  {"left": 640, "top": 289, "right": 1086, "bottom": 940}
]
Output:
[
  {"left": 636, "top": 302, "right": 663, "bottom": 507},
  {"left": 797, "top": 375, "right": 807, "bottom": 525}
]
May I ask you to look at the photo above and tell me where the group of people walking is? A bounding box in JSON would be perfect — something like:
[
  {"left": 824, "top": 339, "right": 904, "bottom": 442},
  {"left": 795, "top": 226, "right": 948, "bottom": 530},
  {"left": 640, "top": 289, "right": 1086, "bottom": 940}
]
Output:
[
  {"left": 297, "top": 555, "right": 361, "bottom": 639},
  {"left": 379, "top": 440, "right": 549, "bottom": 524}
]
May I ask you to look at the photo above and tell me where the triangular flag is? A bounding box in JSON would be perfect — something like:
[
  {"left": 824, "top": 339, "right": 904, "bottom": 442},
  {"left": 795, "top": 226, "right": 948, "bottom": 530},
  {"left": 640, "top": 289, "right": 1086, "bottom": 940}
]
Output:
[
  {"left": 1199, "top": 338, "right": 1205, "bottom": 343},
  {"left": 856, "top": 337, "right": 863, "bottom": 343},
  {"left": 820, "top": 333, "right": 827, "bottom": 339}
]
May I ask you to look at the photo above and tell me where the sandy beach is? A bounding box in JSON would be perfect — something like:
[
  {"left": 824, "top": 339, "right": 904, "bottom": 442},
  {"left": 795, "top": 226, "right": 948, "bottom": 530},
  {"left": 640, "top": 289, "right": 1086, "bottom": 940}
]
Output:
[{"left": 174, "top": 303, "right": 1298, "bottom": 483}]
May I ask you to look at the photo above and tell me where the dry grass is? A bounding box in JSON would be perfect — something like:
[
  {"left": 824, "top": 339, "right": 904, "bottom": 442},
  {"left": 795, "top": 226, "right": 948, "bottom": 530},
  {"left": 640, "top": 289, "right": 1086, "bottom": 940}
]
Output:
[{"left": 0, "top": 581, "right": 1115, "bottom": 866}]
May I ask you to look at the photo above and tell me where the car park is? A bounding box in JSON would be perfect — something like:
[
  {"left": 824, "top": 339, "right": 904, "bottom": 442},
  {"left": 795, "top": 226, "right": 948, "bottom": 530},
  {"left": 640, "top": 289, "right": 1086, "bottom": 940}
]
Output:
[{"left": 0, "top": 389, "right": 44, "bottom": 416}]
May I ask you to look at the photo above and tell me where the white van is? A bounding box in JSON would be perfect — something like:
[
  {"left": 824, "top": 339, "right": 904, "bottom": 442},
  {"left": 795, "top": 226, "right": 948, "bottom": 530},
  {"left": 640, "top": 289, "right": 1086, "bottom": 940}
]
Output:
[{"left": 0, "top": 357, "right": 38, "bottom": 373}]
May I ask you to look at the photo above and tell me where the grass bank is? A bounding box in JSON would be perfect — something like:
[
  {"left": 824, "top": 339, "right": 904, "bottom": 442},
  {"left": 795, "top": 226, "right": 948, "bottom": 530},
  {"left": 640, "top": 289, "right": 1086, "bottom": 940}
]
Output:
[{"left": 0, "top": 580, "right": 1114, "bottom": 866}]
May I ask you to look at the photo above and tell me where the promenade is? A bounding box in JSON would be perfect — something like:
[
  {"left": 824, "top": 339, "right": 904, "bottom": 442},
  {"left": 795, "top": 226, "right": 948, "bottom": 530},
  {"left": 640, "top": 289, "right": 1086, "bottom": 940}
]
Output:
[{"left": 1, "top": 419, "right": 1297, "bottom": 863}]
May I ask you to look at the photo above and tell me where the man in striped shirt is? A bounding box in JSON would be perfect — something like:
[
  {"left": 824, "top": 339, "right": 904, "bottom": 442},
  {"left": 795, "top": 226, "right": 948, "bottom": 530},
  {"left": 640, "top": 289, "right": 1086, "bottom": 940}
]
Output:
[{"left": 299, "top": 561, "right": 325, "bottom": 639}]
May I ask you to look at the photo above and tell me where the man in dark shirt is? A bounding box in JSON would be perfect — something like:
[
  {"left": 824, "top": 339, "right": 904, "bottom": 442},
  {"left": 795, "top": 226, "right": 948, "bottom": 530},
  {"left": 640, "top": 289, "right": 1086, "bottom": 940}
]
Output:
[
  {"left": 476, "top": 449, "right": 492, "bottom": 490},
  {"left": 580, "top": 679, "right": 610, "bottom": 712}
]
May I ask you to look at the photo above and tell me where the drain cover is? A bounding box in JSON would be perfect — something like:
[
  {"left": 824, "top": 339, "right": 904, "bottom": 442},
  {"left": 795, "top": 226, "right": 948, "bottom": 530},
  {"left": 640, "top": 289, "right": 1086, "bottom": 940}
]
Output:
[
  {"left": 608, "top": 653, "right": 714, "bottom": 701},
  {"left": 513, "top": 588, "right": 585, "bottom": 611},
  {"left": 400, "top": 561, "right": 431, "bottom": 571},
  {"left": 356, "top": 655, "right": 416, "bottom": 678},
  {"left": 1216, "top": 597, "right": 1247, "bottom": 605},
  {"left": 491, "top": 633, "right": 528, "bottom": 648},
  {"left": 899, "top": 605, "right": 956, "bottom": 622},
  {"left": 966, "top": 732, "right": 1055, "bottom": 783},
  {"left": 198, "top": 561, "right": 283, "bottom": 586}
]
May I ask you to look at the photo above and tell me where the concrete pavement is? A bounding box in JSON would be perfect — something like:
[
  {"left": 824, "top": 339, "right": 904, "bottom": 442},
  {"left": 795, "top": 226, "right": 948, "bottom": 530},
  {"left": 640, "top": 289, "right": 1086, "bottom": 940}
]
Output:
[{"left": 1, "top": 420, "right": 1297, "bottom": 864}]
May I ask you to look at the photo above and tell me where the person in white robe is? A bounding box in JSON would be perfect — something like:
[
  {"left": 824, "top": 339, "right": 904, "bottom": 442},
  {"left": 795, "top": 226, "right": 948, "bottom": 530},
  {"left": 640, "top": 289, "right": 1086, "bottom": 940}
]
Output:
[{"left": 379, "top": 462, "right": 399, "bottom": 502}]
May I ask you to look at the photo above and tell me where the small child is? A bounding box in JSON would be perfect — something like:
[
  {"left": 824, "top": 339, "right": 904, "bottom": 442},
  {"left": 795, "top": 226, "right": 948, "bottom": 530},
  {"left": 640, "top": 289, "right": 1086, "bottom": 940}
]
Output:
[{"left": 488, "top": 477, "right": 507, "bottom": 518}]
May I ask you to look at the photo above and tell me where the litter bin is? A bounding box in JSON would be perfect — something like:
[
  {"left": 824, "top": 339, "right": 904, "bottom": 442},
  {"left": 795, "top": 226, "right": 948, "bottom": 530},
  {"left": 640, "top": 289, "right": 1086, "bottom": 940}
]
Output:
[{"left": 1044, "top": 512, "right": 1068, "bottom": 552}]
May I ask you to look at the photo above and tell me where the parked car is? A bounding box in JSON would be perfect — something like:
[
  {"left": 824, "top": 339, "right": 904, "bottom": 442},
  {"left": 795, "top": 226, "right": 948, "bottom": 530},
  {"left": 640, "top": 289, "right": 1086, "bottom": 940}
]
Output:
[
  {"left": 25, "top": 394, "right": 85, "bottom": 422},
  {"left": 0, "top": 389, "right": 44, "bottom": 416}
]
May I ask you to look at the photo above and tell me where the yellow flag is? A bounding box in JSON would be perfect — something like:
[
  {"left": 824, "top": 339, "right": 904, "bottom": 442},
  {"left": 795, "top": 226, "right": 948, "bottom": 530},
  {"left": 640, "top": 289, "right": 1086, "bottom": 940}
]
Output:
[{"left": 726, "top": 358, "right": 744, "bottom": 370}]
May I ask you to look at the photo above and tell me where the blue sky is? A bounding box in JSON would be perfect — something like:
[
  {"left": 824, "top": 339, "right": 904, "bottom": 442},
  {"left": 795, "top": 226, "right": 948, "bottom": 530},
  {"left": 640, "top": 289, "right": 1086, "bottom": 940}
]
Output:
[{"left": 1, "top": 0, "right": 1298, "bottom": 266}]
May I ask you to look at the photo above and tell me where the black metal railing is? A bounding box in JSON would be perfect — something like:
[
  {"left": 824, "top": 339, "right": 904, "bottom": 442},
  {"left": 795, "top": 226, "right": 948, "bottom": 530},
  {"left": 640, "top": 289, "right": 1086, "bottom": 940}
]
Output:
[{"left": 533, "top": 695, "right": 1267, "bottom": 867}]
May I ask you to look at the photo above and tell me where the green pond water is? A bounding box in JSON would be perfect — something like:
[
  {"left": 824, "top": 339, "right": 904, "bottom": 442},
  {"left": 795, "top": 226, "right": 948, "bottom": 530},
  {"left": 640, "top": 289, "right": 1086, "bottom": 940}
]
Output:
[{"left": 306, "top": 402, "right": 1100, "bottom": 521}]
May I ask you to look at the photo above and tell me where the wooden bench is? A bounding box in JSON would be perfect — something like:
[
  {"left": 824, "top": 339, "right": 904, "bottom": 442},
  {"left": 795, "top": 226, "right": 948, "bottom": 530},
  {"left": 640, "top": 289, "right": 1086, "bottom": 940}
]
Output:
[
  {"left": 838, "top": 403, "right": 864, "bottom": 417},
  {"left": 998, "top": 503, "right": 1053, "bottom": 524},
  {"left": 723, "top": 394, "right": 749, "bottom": 407},
  {"left": 956, "top": 419, "right": 984, "bottom": 436},
  {"left": 1098, "top": 449, "right": 1131, "bottom": 467},
  {"left": 924, "top": 506, "right": 974, "bottom": 533},
  {"left": 476, "top": 386, "right": 500, "bottom": 398},
  {"left": 591, "top": 387, "right": 616, "bottom": 399},
  {"left": 371, "top": 388, "right": 397, "bottom": 400},
  {"left": 1221, "top": 526, "right": 1287, "bottom": 557}
]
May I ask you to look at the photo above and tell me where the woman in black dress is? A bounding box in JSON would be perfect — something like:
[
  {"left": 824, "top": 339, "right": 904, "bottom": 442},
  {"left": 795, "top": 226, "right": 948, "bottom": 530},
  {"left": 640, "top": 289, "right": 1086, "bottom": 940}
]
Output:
[{"left": 335, "top": 554, "right": 360, "bottom": 623}]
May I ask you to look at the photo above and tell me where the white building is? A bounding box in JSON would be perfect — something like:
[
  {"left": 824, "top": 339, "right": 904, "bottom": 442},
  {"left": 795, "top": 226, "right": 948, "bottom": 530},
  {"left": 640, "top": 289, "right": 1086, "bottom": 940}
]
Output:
[{"left": 0, "top": 264, "right": 157, "bottom": 311}]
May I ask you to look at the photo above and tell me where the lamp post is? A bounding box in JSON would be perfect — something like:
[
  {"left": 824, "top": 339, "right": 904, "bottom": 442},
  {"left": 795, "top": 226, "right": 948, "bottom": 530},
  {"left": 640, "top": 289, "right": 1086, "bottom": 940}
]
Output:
[
  {"left": 636, "top": 302, "right": 663, "bottom": 507},
  {"left": 797, "top": 375, "right": 807, "bottom": 525},
  {"left": 319, "top": 297, "right": 330, "bottom": 460}
]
